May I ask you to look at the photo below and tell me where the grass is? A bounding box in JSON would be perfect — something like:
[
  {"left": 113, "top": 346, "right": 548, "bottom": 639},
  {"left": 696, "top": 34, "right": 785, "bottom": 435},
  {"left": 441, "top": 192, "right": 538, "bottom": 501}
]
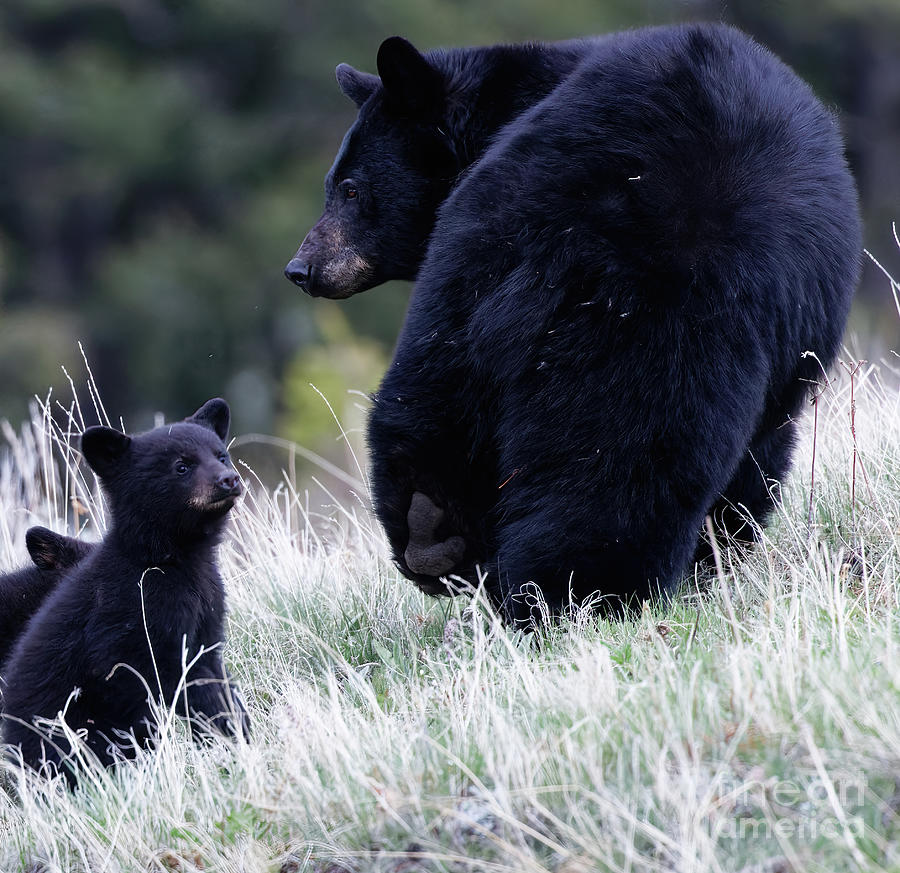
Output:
[{"left": 0, "top": 340, "right": 899, "bottom": 872}]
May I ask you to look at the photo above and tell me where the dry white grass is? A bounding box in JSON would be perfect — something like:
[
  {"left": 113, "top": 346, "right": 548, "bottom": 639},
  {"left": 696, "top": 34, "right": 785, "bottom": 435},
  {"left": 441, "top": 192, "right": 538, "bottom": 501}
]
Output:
[{"left": 0, "top": 334, "right": 898, "bottom": 872}]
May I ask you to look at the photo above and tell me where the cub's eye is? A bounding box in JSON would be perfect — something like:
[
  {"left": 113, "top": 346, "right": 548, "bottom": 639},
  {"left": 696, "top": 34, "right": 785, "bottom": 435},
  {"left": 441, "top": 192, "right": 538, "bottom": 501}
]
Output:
[
  {"left": 218, "top": 452, "right": 230, "bottom": 464},
  {"left": 341, "top": 180, "right": 358, "bottom": 200},
  {"left": 175, "top": 460, "right": 190, "bottom": 475}
]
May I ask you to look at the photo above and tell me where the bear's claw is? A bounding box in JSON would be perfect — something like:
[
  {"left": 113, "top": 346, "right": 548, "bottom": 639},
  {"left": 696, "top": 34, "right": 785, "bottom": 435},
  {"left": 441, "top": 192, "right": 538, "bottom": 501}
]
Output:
[{"left": 404, "top": 491, "right": 465, "bottom": 576}]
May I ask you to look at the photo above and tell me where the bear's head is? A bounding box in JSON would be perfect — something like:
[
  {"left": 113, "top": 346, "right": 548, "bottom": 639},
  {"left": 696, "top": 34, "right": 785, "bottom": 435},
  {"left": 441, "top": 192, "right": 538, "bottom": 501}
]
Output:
[
  {"left": 285, "top": 37, "right": 458, "bottom": 299},
  {"left": 80, "top": 398, "right": 242, "bottom": 551}
]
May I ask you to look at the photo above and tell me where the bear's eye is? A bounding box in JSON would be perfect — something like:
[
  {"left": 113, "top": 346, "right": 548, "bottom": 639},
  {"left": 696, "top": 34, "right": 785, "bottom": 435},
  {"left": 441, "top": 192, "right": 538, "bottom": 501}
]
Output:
[
  {"left": 175, "top": 460, "right": 191, "bottom": 475},
  {"left": 341, "top": 180, "right": 358, "bottom": 200},
  {"left": 217, "top": 452, "right": 230, "bottom": 464}
]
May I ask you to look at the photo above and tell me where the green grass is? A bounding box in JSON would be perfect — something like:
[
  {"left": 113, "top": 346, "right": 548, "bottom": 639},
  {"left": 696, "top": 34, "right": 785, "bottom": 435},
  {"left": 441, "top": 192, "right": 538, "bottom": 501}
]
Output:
[{"left": 0, "top": 353, "right": 899, "bottom": 872}]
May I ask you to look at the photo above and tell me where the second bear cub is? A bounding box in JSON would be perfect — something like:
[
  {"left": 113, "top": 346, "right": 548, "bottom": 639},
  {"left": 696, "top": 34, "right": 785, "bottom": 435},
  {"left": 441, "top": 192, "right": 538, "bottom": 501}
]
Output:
[
  {"left": 0, "top": 528, "right": 94, "bottom": 668},
  {"left": 1, "top": 398, "right": 249, "bottom": 783}
]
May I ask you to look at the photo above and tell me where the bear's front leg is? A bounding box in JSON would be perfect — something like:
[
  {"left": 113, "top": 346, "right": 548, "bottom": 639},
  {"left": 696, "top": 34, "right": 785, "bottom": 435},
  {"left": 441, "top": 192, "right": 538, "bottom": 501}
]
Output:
[
  {"left": 180, "top": 659, "right": 250, "bottom": 742},
  {"left": 368, "top": 384, "right": 494, "bottom": 595}
]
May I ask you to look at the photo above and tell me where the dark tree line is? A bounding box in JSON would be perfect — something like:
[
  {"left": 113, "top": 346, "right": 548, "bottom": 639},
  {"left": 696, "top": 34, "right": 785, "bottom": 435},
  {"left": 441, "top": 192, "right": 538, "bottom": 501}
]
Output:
[{"left": 0, "top": 0, "right": 897, "bottom": 452}]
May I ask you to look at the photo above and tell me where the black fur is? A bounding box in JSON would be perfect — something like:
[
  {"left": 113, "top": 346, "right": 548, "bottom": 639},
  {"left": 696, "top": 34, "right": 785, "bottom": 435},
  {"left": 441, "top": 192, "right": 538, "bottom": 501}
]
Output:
[
  {"left": 306, "top": 25, "right": 861, "bottom": 625},
  {"left": 1, "top": 399, "right": 249, "bottom": 783},
  {"left": 0, "top": 529, "right": 94, "bottom": 668}
]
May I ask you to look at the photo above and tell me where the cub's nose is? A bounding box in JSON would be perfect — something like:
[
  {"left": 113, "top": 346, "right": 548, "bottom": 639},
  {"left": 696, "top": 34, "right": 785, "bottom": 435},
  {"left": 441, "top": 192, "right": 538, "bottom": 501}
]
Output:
[
  {"left": 284, "top": 259, "right": 313, "bottom": 293},
  {"left": 216, "top": 471, "right": 242, "bottom": 497}
]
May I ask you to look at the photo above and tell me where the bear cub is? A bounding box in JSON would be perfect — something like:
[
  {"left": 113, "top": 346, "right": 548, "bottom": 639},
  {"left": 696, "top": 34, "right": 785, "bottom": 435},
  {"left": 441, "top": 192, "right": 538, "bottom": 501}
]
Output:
[
  {"left": 1, "top": 398, "right": 249, "bottom": 784},
  {"left": 0, "top": 529, "right": 94, "bottom": 668}
]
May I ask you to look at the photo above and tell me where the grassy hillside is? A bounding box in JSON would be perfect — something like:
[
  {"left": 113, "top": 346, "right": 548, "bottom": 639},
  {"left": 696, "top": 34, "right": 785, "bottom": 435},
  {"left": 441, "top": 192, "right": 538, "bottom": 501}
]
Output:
[{"left": 0, "top": 339, "right": 899, "bottom": 872}]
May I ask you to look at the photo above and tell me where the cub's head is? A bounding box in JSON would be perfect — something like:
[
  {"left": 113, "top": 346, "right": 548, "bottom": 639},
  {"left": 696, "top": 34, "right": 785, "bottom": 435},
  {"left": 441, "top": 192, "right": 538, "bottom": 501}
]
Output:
[
  {"left": 285, "top": 37, "right": 459, "bottom": 299},
  {"left": 25, "top": 527, "right": 94, "bottom": 576},
  {"left": 80, "top": 398, "right": 242, "bottom": 544}
]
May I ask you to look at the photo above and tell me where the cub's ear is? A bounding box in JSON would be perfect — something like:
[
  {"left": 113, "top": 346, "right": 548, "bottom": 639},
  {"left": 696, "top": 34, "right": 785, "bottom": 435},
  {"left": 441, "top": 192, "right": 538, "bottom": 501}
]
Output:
[
  {"left": 188, "top": 398, "right": 230, "bottom": 442},
  {"left": 376, "top": 36, "right": 444, "bottom": 116},
  {"left": 80, "top": 426, "right": 131, "bottom": 477},
  {"left": 336, "top": 63, "right": 380, "bottom": 108},
  {"left": 25, "top": 526, "right": 81, "bottom": 572}
]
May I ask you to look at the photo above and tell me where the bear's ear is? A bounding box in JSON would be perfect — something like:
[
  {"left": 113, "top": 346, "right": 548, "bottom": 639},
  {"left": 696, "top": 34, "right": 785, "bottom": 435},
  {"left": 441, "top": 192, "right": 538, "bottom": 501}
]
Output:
[
  {"left": 336, "top": 63, "right": 380, "bottom": 108},
  {"left": 80, "top": 426, "right": 131, "bottom": 477},
  {"left": 25, "top": 526, "right": 76, "bottom": 572},
  {"left": 376, "top": 36, "right": 444, "bottom": 116},
  {"left": 188, "top": 398, "right": 230, "bottom": 442}
]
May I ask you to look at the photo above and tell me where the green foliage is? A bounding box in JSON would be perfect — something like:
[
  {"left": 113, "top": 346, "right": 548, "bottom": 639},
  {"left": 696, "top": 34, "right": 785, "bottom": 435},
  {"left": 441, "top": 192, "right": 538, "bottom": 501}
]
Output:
[
  {"left": 0, "top": 307, "right": 84, "bottom": 421},
  {"left": 279, "top": 306, "right": 386, "bottom": 452}
]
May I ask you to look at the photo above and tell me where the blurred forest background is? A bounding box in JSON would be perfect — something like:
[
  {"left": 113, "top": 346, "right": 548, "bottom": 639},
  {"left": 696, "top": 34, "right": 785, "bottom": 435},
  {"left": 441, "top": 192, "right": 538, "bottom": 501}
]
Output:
[{"left": 1, "top": 0, "right": 898, "bottom": 478}]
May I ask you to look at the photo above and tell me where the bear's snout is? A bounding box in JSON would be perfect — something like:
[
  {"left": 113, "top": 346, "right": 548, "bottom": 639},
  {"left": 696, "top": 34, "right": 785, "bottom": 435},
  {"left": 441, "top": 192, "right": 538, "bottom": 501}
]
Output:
[
  {"left": 214, "top": 471, "right": 242, "bottom": 498},
  {"left": 284, "top": 258, "right": 314, "bottom": 293}
]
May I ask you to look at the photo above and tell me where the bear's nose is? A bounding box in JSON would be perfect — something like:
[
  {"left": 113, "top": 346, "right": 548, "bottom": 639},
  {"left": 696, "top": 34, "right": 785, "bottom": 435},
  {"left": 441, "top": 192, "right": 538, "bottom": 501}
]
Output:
[
  {"left": 284, "top": 259, "right": 314, "bottom": 293},
  {"left": 216, "top": 472, "right": 242, "bottom": 497}
]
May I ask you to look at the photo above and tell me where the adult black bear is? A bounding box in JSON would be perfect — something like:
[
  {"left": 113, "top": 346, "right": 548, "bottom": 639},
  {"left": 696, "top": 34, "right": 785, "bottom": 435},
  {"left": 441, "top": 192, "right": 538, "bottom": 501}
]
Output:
[
  {"left": 288, "top": 25, "right": 861, "bottom": 624},
  {"left": 0, "top": 529, "right": 93, "bottom": 668},
  {"left": 1, "top": 399, "right": 249, "bottom": 784}
]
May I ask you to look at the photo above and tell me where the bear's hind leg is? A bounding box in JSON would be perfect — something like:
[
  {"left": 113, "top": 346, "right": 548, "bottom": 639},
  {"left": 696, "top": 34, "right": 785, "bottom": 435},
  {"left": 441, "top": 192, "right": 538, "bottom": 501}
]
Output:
[
  {"left": 696, "top": 418, "right": 798, "bottom": 564},
  {"left": 489, "top": 506, "right": 701, "bottom": 630}
]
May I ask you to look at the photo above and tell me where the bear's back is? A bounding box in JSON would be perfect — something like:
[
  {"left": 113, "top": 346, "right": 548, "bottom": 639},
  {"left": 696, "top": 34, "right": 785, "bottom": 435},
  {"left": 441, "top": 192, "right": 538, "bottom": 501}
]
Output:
[{"left": 413, "top": 23, "right": 859, "bottom": 374}]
